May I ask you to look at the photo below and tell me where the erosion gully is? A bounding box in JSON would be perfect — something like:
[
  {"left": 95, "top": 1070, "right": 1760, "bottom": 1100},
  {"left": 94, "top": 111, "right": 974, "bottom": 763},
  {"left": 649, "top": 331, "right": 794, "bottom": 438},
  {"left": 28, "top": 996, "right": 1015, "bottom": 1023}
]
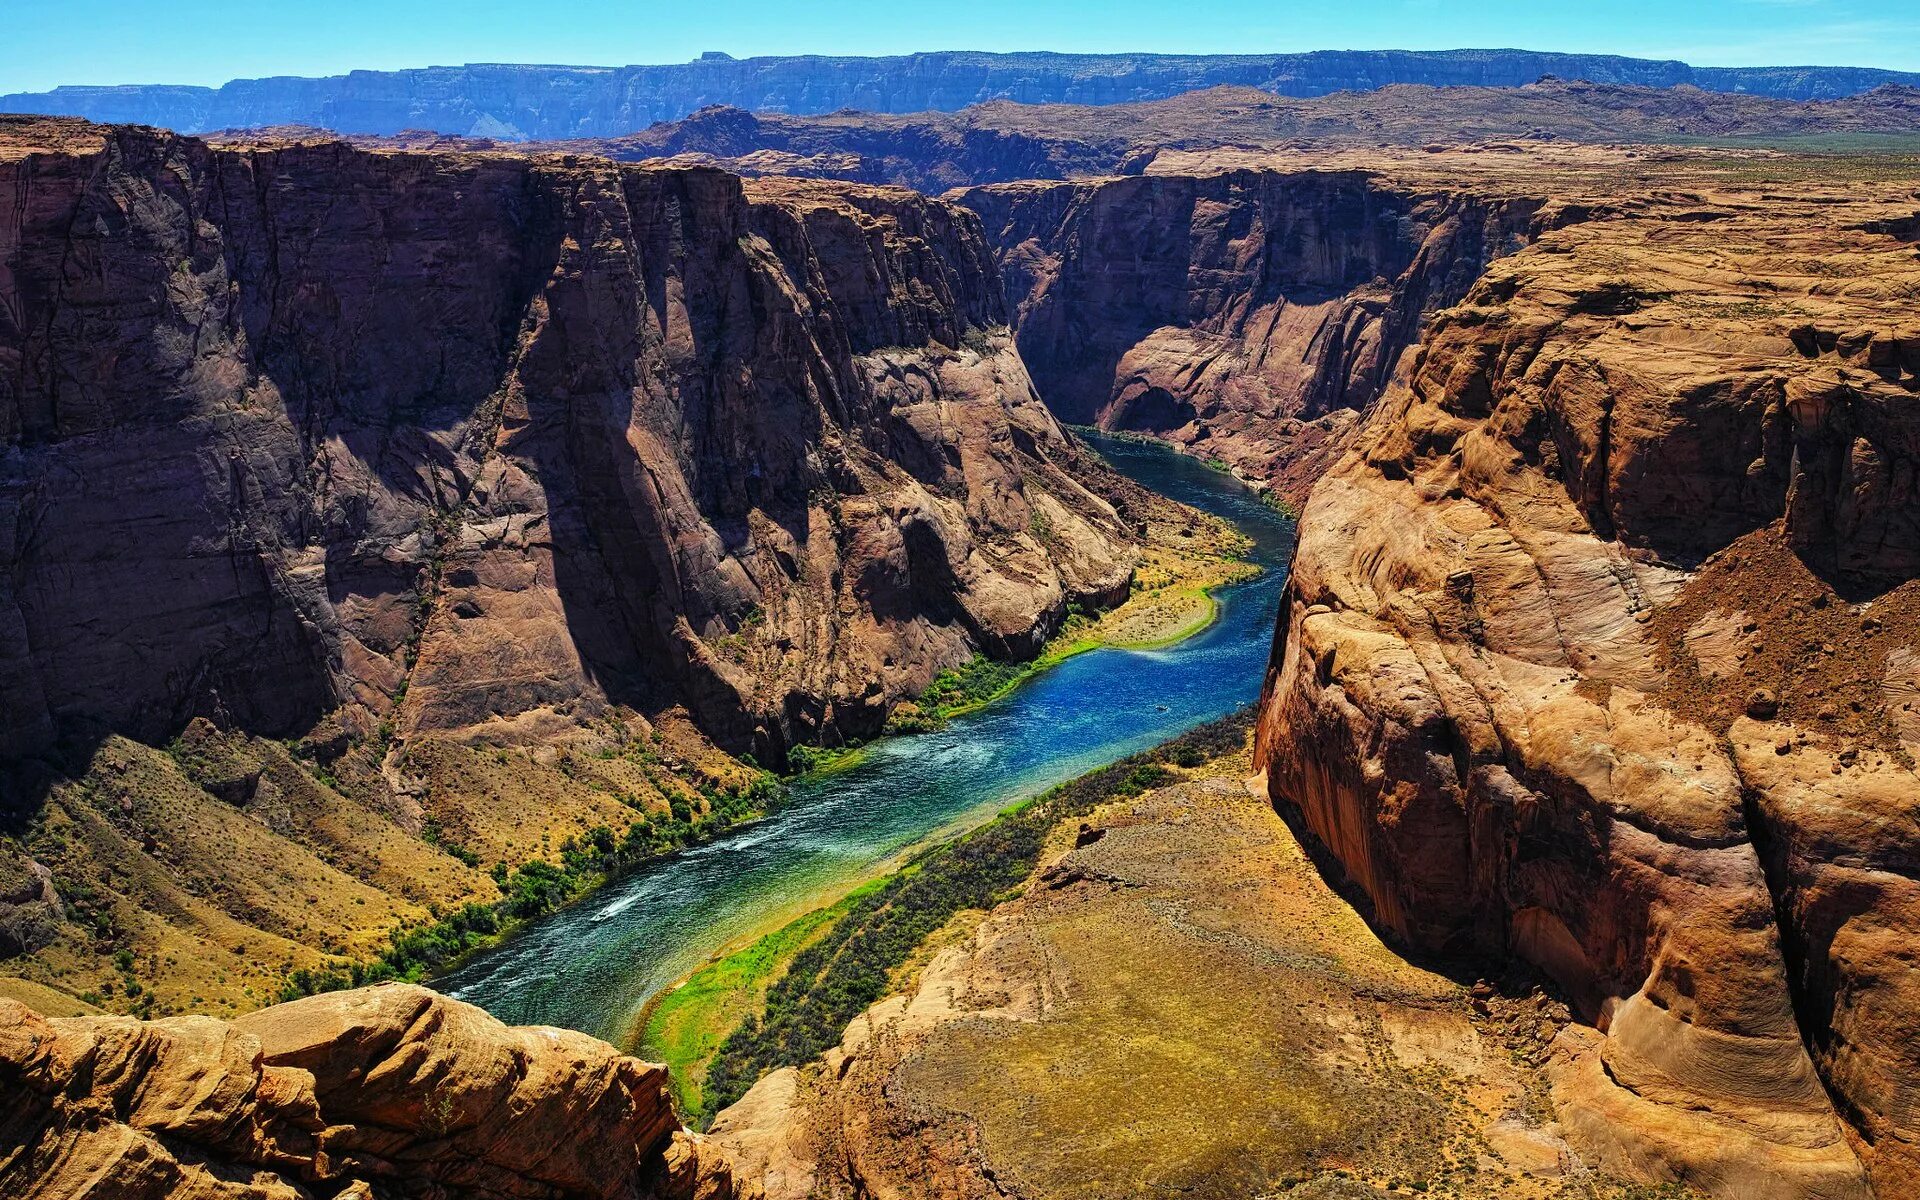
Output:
[{"left": 437, "top": 433, "right": 1297, "bottom": 1045}]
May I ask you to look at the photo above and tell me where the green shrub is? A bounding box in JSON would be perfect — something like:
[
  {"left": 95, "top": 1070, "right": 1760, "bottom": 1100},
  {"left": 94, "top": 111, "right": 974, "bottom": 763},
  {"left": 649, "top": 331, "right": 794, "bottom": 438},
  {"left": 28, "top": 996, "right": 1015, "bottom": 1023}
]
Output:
[{"left": 277, "top": 772, "right": 785, "bottom": 1003}]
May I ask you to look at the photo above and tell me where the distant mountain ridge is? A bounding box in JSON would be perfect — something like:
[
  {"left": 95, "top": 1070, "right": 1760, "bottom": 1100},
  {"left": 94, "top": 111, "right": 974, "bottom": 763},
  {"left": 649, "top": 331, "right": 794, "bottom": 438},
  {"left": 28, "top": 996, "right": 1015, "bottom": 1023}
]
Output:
[{"left": 7, "top": 48, "right": 1920, "bottom": 140}]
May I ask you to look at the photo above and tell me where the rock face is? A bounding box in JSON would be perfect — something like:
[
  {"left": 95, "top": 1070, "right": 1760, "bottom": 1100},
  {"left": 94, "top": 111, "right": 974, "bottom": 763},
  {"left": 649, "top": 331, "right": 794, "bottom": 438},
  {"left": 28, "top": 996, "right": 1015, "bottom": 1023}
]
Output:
[
  {"left": 6, "top": 50, "right": 1919, "bottom": 139},
  {"left": 0, "top": 117, "right": 1137, "bottom": 765},
  {"left": 544, "top": 80, "right": 1920, "bottom": 192},
  {"left": 1253, "top": 172, "right": 1920, "bottom": 1196},
  {"left": 0, "top": 982, "right": 748, "bottom": 1199},
  {"left": 960, "top": 170, "right": 1557, "bottom": 501}
]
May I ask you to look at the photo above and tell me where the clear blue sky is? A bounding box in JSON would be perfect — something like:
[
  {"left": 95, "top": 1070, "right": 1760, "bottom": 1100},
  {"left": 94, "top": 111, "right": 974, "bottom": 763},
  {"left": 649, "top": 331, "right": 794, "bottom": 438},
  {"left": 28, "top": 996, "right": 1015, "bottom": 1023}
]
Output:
[{"left": 7, "top": 0, "right": 1919, "bottom": 93}]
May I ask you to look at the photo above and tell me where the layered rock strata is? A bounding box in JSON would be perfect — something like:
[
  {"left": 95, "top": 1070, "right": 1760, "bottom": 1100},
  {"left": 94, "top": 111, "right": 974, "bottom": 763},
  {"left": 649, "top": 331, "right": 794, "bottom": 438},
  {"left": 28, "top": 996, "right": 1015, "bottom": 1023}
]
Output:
[
  {"left": 0, "top": 117, "right": 1138, "bottom": 767},
  {"left": 0, "top": 982, "right": 748, "bottom": 1199},
  {"left": 960, "top": 169, "right": 1564, "bottom": 501},
  {"left": 1254, "top": 173, "right": 1920, "bottom": 1197}
]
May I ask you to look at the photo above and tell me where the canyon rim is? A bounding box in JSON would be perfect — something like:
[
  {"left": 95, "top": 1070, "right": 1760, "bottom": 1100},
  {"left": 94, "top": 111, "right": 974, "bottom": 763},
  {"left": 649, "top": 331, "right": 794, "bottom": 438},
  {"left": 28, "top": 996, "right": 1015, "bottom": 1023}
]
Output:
[{"left": 5, "top": 17, "right": 1920, "bottom": 1200}]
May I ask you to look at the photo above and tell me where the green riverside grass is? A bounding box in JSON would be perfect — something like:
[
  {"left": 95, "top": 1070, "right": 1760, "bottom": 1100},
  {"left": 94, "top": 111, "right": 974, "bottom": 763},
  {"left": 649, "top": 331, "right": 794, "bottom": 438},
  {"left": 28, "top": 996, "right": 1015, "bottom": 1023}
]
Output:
[
  {"left": 274, "top": 771, "right": 782, "bottom": 1002},
  {"left": 635, "top": 879, "right": 885, "bottom": 1117},
  {"left": 659, "top": 709, "right": 1254, "bottom": 1127}
]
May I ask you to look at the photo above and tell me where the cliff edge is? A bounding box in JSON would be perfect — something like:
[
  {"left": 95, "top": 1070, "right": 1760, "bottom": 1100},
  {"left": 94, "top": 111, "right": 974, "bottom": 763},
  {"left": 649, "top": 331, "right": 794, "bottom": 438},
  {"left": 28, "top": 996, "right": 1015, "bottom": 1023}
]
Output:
[{"left": 1254, "top": 163, "right": 1920, "bottom": 1196}]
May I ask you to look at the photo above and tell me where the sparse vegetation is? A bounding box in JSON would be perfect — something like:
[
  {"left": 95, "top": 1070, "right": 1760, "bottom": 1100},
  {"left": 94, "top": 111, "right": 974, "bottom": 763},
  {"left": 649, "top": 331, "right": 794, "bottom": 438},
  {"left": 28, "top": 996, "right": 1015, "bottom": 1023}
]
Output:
[
  {"left": 1259, "top": 490, "right": 1301, "bottom": 520},
  {"left": 697, "top": 710, "right": 1250, "bottom": 1119},
  {"left": 277, "top": 771, "right": 783, "bottom": 1001}
]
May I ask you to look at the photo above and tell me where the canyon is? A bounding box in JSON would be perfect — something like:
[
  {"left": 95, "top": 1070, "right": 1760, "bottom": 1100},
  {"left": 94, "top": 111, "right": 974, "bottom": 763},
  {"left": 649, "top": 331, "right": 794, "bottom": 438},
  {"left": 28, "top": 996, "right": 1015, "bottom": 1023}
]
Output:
[
  {"left": 3, "top": 68, "right": 1920, "bottom": 1200},
  {"left": 0, "top": 117, "right": 1141, "bottom": 766},
  {"left": 540, "top": 85, "right": 1920, "bottom": 503},
  {"left": 6, "top": 49, "right": 1920, "bottom": 141},
  {"left": 0, "top": 112, "right": 1185, "bottom": 1018},
  {"left": 958, "top": 168, "right": 1554, "bottom": 502}
]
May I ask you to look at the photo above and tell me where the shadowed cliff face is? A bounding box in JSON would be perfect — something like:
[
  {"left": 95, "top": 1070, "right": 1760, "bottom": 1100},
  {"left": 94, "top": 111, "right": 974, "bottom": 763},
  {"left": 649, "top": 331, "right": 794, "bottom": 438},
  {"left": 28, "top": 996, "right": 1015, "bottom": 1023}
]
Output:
[
  {"left": 1254, "top": 176, "right": 1920, "bottom": 1197},
  {"left": 0, "top": 118, "right": 1137, "bottom": 765},
  {"left": 960, "top": 170, "right": 1560, "bottom": 500}
]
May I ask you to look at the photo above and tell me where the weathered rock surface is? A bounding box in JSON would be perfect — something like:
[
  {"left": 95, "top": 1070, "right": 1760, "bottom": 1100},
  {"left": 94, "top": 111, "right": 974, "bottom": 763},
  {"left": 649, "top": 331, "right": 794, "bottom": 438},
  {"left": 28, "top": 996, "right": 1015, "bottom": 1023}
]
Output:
[
  {"left": 0, "top": 117, "right": 1138, "bottom": 766},
  {"left": 0, "top": 982, "right": 749, "bottom": 1199},
  {"left": 960, "top": 169, "right": 1561, "bottom": 502},
  {"left": 7, "top": 50, "right": 1918, "bottom": 140},
  {"left": 710, "top": 754, "right": 1642, "bottom": 1199},
  {"left": 1254, "top": 167, "right": 1920, "bottom": 1196}
]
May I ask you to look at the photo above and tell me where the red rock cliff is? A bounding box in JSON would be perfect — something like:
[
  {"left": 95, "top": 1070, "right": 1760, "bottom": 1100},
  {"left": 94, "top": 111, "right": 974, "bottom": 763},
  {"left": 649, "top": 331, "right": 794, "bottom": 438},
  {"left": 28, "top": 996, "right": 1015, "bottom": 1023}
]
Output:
[
  {"left": 1254, "top": 176, "right": 1920, "bottom": 1197},
  {"left": 958, "top": 169, "right": 1561, "bottom": 501},
  {"left": 0, "top": 118, "right": 1137, "bottom": 764}
]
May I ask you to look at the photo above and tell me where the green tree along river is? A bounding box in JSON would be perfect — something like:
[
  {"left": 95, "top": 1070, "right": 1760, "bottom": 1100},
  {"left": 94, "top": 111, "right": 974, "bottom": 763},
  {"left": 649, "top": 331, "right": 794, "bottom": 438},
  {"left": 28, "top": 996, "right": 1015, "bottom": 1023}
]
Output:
[{"left": 437, "top": 433, "right": 1297, "bottom": 1044}]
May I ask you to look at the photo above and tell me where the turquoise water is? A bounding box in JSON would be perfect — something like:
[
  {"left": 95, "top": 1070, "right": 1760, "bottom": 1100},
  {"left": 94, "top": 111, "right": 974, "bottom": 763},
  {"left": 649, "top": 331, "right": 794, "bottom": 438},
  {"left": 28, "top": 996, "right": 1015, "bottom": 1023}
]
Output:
[{"left": 438, "top": 434, "right": 1295, "bottom": 1044}]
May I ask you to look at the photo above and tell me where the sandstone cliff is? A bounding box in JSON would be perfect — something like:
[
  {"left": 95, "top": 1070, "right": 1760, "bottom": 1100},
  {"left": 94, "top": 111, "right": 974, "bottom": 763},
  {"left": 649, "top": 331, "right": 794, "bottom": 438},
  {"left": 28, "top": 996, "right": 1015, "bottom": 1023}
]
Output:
[
  {"left": 0, "top": 117, "right": 1136, "bottom": 766},
  {"left": 1254, "top": 165, "right": 1920, "bottom": 1197},
  {"left": 960, "top": 169, "right": 1560, "bottom": 501},
  {"left": 0, "top": 115, "right": 1147, "bottom": 1015},
  {"left": 7, "top": 50, "right": 1918, "bottom": 140},
  {"left": 0, "top": 982, "right": 749, "bottom": 1199}
]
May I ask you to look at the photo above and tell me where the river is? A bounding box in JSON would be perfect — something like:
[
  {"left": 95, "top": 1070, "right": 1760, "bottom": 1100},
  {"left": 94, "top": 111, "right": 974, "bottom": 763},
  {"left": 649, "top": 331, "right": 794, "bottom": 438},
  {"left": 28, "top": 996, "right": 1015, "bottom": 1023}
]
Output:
[{"left": 437, "top": 433, "right": 1296, "bottom": 1044}]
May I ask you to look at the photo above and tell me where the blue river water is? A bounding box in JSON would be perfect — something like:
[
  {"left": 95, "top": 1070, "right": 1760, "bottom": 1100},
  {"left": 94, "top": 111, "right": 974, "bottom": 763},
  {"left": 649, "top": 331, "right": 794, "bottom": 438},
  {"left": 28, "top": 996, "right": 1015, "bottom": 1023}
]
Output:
[{"left": 437, "top": 433, "right": 1296, "bottom": 1045}]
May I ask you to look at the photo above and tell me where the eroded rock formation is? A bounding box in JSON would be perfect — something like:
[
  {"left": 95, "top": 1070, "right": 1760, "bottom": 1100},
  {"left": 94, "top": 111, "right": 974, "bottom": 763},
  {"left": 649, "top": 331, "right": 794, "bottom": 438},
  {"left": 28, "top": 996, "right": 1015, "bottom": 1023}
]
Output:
[
  {"left": 0, "top": 982, "right": 749, "bottom": 1199},
  {"left": 1254, "top": 171, "right": 1920, "bottom": 1197},
  {"left": 960, "top": 169, "right": 1562, "bottom": 500},
  {"left": 0, "top": 117, "right": 1138, "bottom": 767}
]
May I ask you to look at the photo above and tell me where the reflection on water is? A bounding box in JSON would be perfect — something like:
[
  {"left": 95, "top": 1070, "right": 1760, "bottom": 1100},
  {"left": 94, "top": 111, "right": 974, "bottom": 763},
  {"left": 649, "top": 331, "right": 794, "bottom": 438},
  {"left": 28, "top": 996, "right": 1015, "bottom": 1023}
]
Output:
[{"left": 438, "top": 434, "right": 1296, "bottom": 1044}]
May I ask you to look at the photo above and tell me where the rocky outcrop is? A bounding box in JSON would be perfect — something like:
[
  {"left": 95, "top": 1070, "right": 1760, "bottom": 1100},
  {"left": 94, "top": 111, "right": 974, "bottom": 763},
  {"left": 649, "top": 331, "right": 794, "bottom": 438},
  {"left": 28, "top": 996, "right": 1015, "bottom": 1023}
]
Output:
[
  {"left": 1254, "top": 175, "right": 1920, "bottom": 1196},
  {"left": 0, "top": 982, "right": 749, "bottom": 1199},
  {"left": 0, "top": 854, "right": 63, "bottom": 957},
  {"left": 960, "top": 170, "right": 1561, "bottom": 500},
  {"left": 7, "top": 50, "right": 1920, "bottom": 139},
  {"left": 0, "top": 117, "right": 1138, "bottom": 766}
]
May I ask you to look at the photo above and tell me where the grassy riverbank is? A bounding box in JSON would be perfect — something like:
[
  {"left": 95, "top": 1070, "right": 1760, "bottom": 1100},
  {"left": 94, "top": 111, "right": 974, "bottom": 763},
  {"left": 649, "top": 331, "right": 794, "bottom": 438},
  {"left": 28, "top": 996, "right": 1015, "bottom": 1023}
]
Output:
[
  {"left": 276, "top": 767, "right": 783, "bottom": 1002},
  {"left": 635, "top": 880, "right": 881, "bottom": 1116},
  {"left": 645, "top": 710, "right": 1254, "bottom": 1127},
  {"left": 889, "top": 515, "right": 1255, "bottom": 733}
]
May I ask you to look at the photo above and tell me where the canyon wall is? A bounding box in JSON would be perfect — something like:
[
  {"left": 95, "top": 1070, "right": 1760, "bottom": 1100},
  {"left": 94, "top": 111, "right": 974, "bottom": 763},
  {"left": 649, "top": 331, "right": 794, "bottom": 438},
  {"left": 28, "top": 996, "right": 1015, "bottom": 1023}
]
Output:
[
  {"left": 0, "top": 982, "right": 747, "bottom": 1199},
  {"left": 1254, "top": 176, "right": 1920, "bottom": 1196},
  {"left": 960, "top": 170, "right": 1561, "bottom": 499},
  {"left": 0, "top": 117, "right": 1137, "bottom": 768},
  {"left": 7, "top": 50, "right": 1920, "bottom": 140}
]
